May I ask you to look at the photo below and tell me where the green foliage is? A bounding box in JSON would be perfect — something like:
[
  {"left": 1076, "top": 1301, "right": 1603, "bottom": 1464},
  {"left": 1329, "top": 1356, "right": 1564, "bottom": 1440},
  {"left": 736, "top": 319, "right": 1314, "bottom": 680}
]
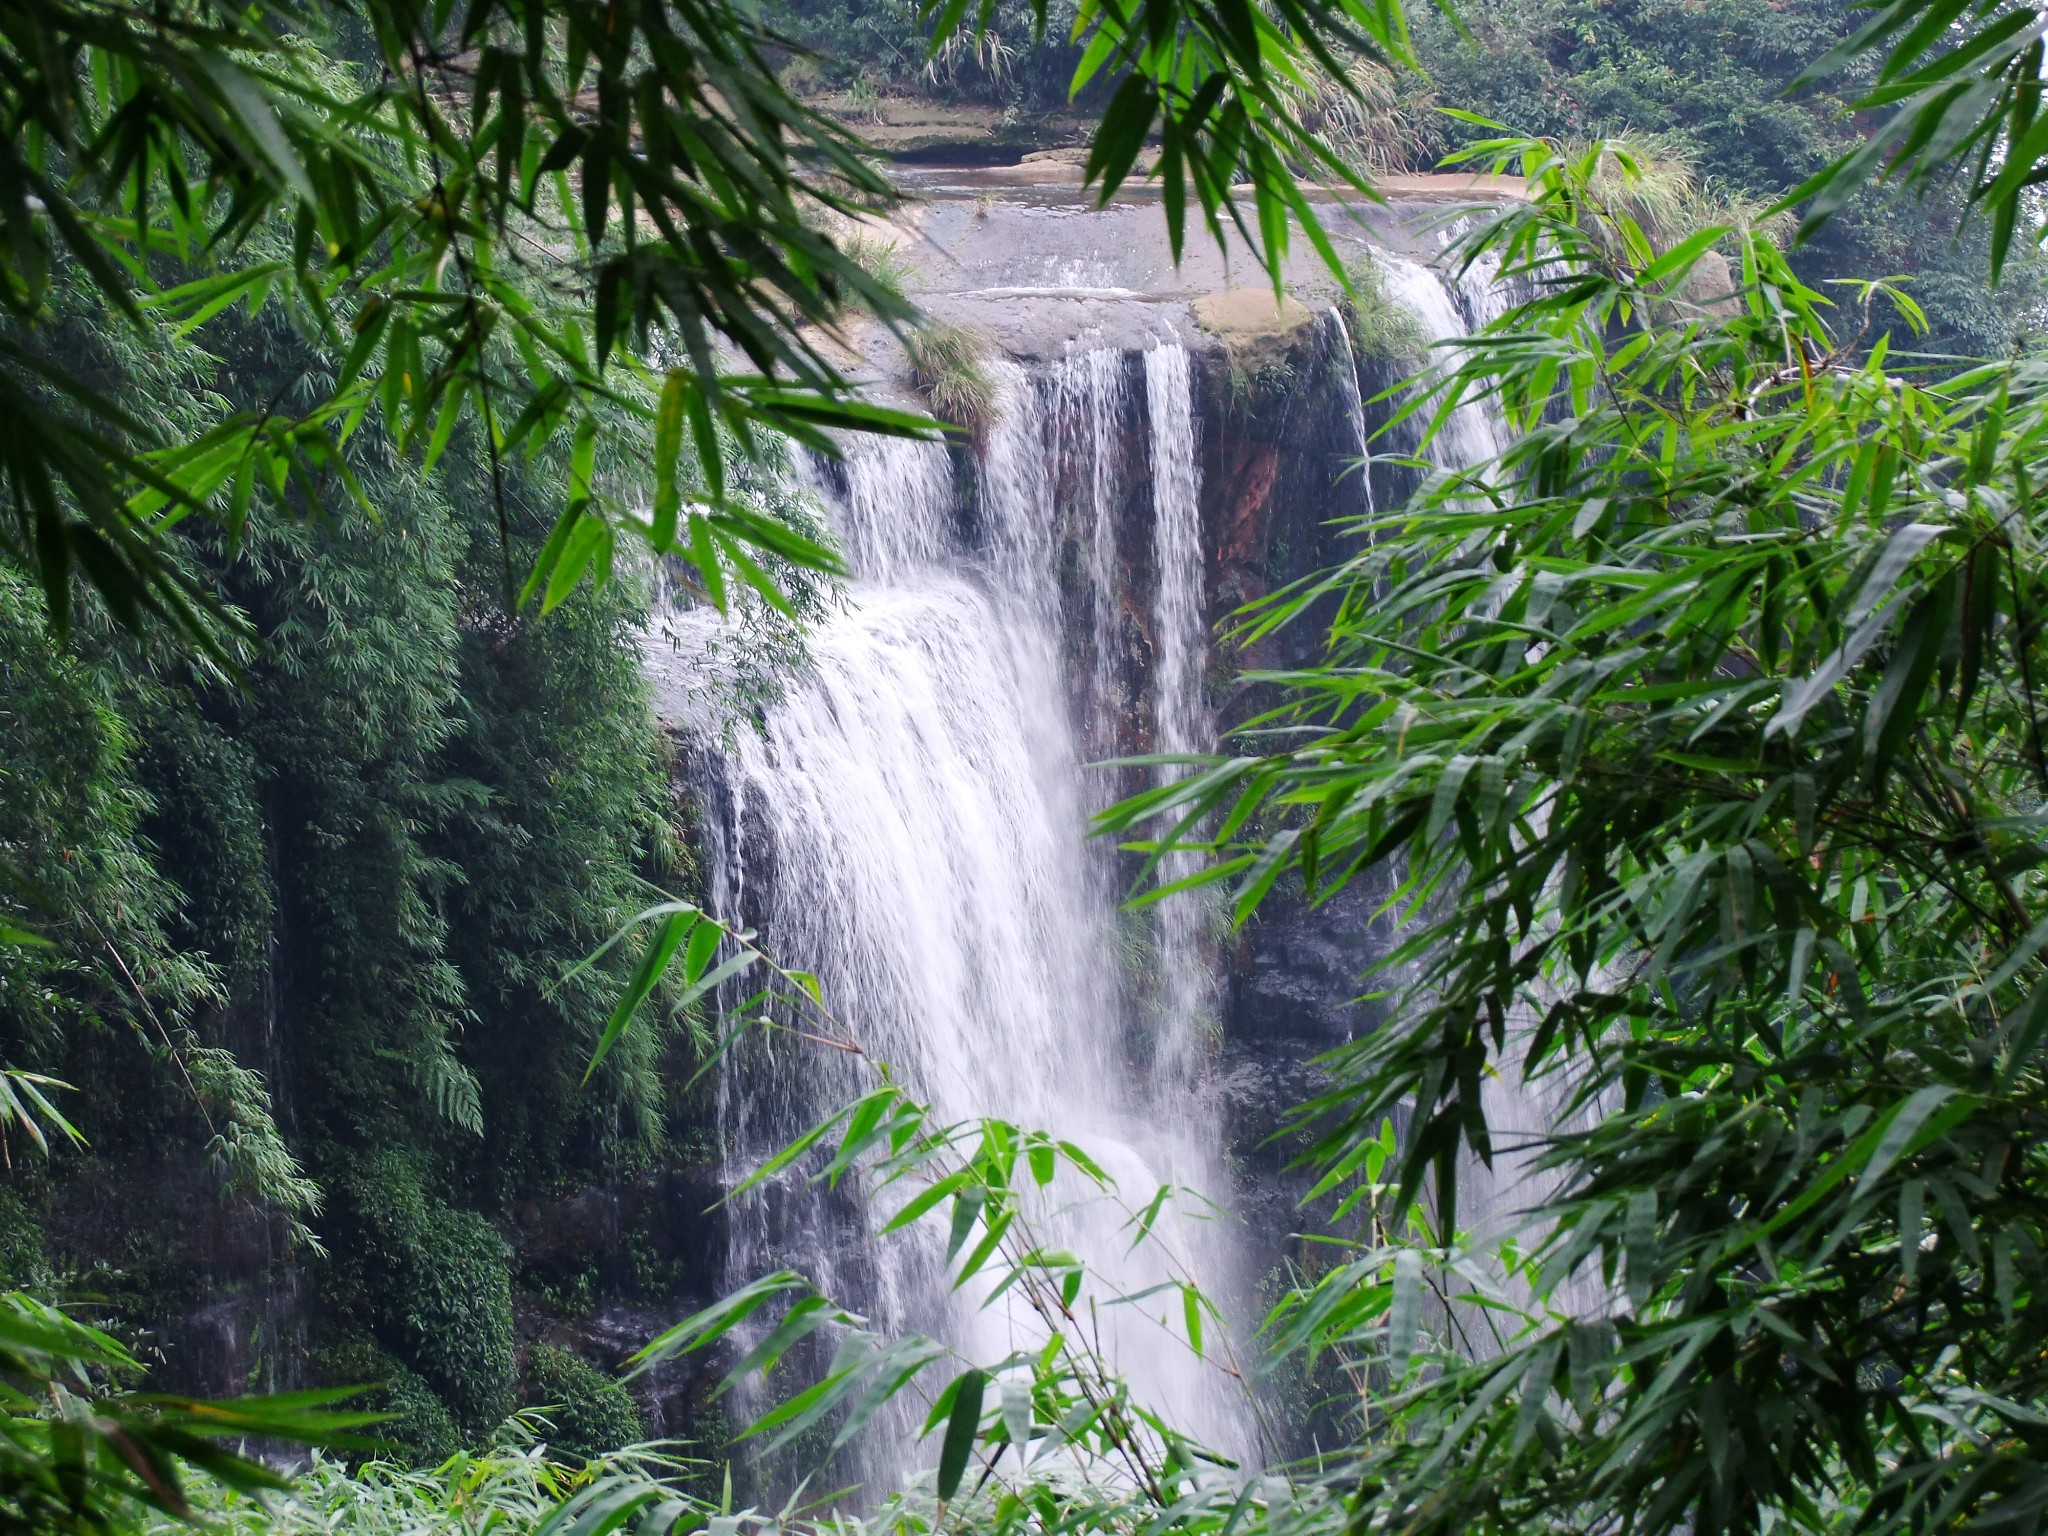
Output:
[
  {"left": 146, "top": 1439, "right": 727, "bottom": 1536},
  {"left": 1410, "top": 0, "right": 2046, "bottom": 355},
  {"left": 1228, "top": 355, "right": 1301, "bottom": 407},
  {"left": 632, "top": 1082, "right": 1178, "bottom": 1481},
  {"left": 36, "top": 1, "right": 2048, "bottom": 1532},
  {"left": 652, "top": 437, "right": 840, "bottom": 738},
  {"left": 0, "top": 261, "right": 702, "bottom": 1439},
  {"left": 0, "top": 0, "right": 934, "bottom": 651},
  {"left": 626, "top": 954, "right": 1243, "bottom": 1500},
  {"left": 0, "top": 1290, "right": 379, "bottom": 1534},
  {"left": 0, "top": 558, "right": 322, "bottom": 1214},
  {"left": 314, "top": 1342, "right": 461, "bottom": 1468},
  {"left": 1339, "top": 254, "right": 1428, "bottom": 363},
  {"left": 608, "top": 93, "right": 2048, "bottom": 1536},
  {"left": 767, "top": 0, "right": 1078, "bottom": 105},
  {"left": 0, "top": 0, "right": 1409, "bottom": 658},
  {"left": 0, "top": 566, "right": 215, "bottom": 1056},
  {"left": 837, "top": 226, "right": 918, "bottom": 306},
  {"left": 1793, "top": 0, "right": 2048, "bottom": 282},
  {"left": 333, "top": 1151, "right": 515, "bottom": 1437},
  {"left": 521, "top": 1343, "right": 647, "bottom": 1462},
  {"left": 1291, "top": 56, "right": 1437, "bottom": 174},
  {"left": 905, "top": 323, "right": 998, "bottom": 433},
  {"left": 130, "top": 702, "right": 274, "bottom": 997},
  {"left": 186, "top": 1039, "right": 323, "bottom": 1246},
  {"left": 1106, "top": 136, "right": 2048, "bottom": 1536},
  {"left": 0, "top": 1193, "right": 48, "bottom": 1293}
]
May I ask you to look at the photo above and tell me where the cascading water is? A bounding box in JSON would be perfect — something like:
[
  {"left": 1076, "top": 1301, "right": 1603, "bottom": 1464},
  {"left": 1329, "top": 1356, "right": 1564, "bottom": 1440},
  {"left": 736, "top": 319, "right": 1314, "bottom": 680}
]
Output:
[
  {"left": 1142, "top": 344, "right": 1216, "bottom": 1088},
  {"left": 831, "top": 433, "right": 956, "bottom": 583},
  {"left": 1375, "top": 259, "right": 1614, "bottom": 1325},
  {"left": 691, "top": 345, "right": 1257, "bottom": 1496},
  {"left": 1322, "top": 310, "right": 1377, "bottom": 515},
  {"left": 1053, "top": 347, "right": 1134, "bottom": 774},
  {"left": 649, "top": 228, "right": 1602, "bottom": 1499},
  {"left": 1379, "top": 255, "right": 1505, "bottom": 471}
]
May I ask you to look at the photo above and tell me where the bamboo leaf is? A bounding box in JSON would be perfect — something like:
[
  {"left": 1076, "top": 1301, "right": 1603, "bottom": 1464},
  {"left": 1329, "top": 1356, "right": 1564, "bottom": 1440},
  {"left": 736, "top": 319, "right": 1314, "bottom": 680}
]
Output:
[
  {"left": 585, "top": 910, "right": 698, "bottom": 1080},
  {"left": 935, "top": 1368, "right": 984, "bottom": 1501}
]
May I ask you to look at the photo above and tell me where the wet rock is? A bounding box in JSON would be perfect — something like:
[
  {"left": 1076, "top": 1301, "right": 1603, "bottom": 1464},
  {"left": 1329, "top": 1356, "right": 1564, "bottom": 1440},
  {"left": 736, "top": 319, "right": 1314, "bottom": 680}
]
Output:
[{"left": 40, "top": 1153, "right": 309, "bottom": 1397}]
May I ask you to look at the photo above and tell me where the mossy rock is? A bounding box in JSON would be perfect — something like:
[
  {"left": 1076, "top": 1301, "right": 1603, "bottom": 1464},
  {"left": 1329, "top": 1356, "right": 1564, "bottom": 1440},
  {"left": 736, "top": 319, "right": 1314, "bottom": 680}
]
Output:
[
  {"left": 1193, "top": 288, "right": 1321, "bottom": 403},
  {"left": 521, "top": 1342, "right": 646, "bottom": 1462},
  {"left": 1193, "top": 288, "right": 1316, "bottom": 367},
  {"left": 1678, "top": 249, "right": 1743, "bottom": 318}
]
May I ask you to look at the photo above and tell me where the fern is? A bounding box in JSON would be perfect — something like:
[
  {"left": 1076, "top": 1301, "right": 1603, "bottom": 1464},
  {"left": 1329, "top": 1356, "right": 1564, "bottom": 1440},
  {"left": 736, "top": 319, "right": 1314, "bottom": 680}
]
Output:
[
  {"left": 410, "top": 1036, "right": 485, "bottom": 1137},
  {"left": 186, "top": 1042, "right": 325, "bottom": 1253}
]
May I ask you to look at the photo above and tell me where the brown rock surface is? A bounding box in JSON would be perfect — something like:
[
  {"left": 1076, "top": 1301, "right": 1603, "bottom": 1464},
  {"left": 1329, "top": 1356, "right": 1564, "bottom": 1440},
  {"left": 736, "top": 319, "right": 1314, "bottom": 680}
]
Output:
[{"left": 1191, "top": 288, "right": 1317, "bottom": 340}]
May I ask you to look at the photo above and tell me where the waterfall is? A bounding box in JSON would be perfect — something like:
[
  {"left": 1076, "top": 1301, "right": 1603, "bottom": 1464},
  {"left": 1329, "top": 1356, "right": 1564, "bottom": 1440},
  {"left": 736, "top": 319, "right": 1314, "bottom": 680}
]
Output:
[
  {"left": 700, "top": 348, "right": 1254, "bottom": 1494},
  {"left": 1379, "top": 256, "right": 1505, "bottom": 471},
  {"left": 1142, "top": 344, "right": 1215, "bottom": 1086},
  {"left": 662, "top": 240, "right": 1598, "bottom": 1495}
]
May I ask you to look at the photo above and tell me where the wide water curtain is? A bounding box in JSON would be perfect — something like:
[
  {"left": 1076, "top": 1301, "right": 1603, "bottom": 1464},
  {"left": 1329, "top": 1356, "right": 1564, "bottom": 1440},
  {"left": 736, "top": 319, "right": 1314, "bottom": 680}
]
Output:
[
  {"left": 708, "top": 346, "right": 1253, "bottom": 1487},
  {"left": 690, "top": 250, "right": 1551, "bottom": 1489}
]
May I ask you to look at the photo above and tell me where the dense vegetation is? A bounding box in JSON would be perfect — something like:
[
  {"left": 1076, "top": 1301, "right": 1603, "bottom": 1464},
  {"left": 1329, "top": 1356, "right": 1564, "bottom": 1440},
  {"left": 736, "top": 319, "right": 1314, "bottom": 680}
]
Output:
[
  {"left": 0, "top": 0, "right": 1416, "bottom": 1514},
  {"left": 11, "top": 0, "right": 2048, "bottom": 1530},
  {"left": 1416, "top": 0, "right": 2047, "bottom": 354},
  {"left": 0, "top": 287, "right": 696, "bottom": 1457},
  {"left": 1114, "top": 150, "right": 2048, "bottom": 1532}
]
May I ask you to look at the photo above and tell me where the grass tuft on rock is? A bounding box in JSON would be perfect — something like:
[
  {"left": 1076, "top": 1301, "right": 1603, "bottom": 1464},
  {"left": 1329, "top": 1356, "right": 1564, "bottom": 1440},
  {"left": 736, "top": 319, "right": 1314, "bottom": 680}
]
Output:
[
  {"left": 1341, "top": 253, "right": 1428, "bottom": 365},
  {"left": 905, "top": 321, "right": 997, "bottom": 432}
]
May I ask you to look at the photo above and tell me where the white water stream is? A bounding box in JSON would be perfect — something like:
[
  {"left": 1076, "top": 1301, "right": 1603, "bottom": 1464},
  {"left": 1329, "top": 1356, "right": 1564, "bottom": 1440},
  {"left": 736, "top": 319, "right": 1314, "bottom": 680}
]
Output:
[
  {"left": 1143, "top": 344, "right": 1216, "bottom": 1089},
  {"left": 694, "top": 347, "right": 1252, "bottom": 1493},
  {"left": 1378, "top": 255, "right": 1506, "bottom": 471},
  {"left": 655, "top": 247, "right": 1603, "bottom": 1497}
]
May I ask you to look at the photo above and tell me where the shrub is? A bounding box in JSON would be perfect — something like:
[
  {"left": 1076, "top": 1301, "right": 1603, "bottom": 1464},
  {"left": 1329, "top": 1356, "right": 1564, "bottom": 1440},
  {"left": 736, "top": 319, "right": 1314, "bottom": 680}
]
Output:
[
  {"left": 904, "top": 321, "right": 997, "bottom": 432},
  {"left": 521, "top": 1343, "right": 645, "bottom": 1462},
  {"left": 0, "top": 1191, "right": 47, "bottom": 1292},
  {"left": 316, "top": 1341, "right": 460, "bottom": 1467},
  {"left": 335, "top": 1151, "right": 515, "bottom": 1436}
]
